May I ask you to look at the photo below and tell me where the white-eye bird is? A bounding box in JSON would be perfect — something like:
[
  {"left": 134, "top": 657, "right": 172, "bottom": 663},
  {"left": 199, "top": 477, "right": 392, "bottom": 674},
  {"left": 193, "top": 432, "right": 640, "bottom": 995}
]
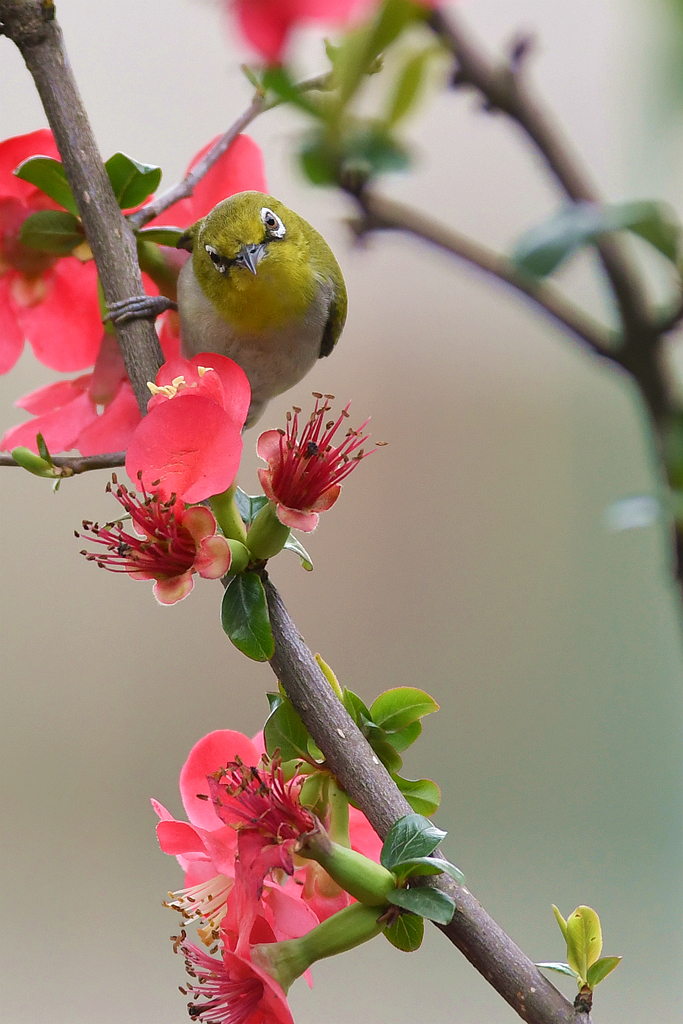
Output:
[{"left": 108, "top": 191, "right": 346, "bottom": 427}]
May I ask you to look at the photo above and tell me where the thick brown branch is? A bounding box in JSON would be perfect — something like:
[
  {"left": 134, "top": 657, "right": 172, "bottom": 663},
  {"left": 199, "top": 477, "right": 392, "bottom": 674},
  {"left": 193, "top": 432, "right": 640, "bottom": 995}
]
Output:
[
  {"left": 263, "top": 574, "right": 587, "bottom": 1024},
  {"left": 0, "top": 451, "right": 125, "bottom": 473},
  {"left": 351, "top": 189, "right": 614, "bottom": 358},
  {"left": 0, "top": 0, "right": 163, "bottom": 412}
]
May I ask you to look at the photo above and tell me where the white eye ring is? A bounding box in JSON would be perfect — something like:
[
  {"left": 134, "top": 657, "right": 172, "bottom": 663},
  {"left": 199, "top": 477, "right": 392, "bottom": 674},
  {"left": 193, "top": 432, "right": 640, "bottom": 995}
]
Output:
[
  {"left": 260, "top": 207, "right": 286, "bottom": 238},
  {"left": 205, "top": 244, "right": 228, "bottom": 274}
]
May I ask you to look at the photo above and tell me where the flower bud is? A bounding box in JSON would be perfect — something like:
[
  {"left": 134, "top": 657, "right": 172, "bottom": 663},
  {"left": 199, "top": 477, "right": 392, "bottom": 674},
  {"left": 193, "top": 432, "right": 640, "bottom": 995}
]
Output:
[{"left": 246, "top": 500, "right": 291, "bottom": 560}]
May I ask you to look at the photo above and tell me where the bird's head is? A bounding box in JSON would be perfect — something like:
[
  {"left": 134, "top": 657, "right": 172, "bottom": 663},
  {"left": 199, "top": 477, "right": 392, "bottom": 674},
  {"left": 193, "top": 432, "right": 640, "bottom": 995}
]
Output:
[{"left": 181, "top": 191, "right": 317, "bottom": 328}]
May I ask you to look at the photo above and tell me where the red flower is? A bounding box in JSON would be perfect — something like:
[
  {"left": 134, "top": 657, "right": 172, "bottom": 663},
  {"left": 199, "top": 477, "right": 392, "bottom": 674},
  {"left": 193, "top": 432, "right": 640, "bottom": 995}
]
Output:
[
  {"left": 179, "top": 941, "right": 294, "bottom": 1024},
  {"left": 125, "top": 353, "right": 250, "bottom": 504},
  {"left": 77, "top": 476, "right": 232, "bottom": 604},
  {"left": 257, "top": 395, "right": 373, "bottom": 532},
  {"left": 0, "top": 129, "right": 102, "bottom": 374},
  {"left": 226, "top": 0, "right": 369, "bottom": 64}
]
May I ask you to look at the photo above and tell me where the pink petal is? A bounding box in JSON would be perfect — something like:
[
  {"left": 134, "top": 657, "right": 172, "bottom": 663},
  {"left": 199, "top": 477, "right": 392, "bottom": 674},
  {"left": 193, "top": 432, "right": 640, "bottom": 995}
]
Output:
[
  {"left": 19, "top": 258, "right": 102, "bottom": 371},
  {"left": 264, "top": 886, "right": 320, "bottom": 941},
  {"left": 1, "top": 389, "right": 96, "bottom": 453},
  {"left": 89, "top": 333, "right": 127, "bottom": 404},
  {"left": 15, "top": 375, "right": 90, "bottom": 414},
  {"left": 257, "top": 466, "right": 277, "bottom": 503},
  {"left": 348, "top": 806, "right": 382, "bottom": 862},
  {"left": 189, "top": 353, "right": 251, "bottom": 426},
  {"left": 309, "top": 482, "right": 341, "bottom": 512},
  {"left": 0, "top": 275, "right": 26, "bottom": 374},
  {"left": 151, "top": 798, "right": 174, "bottom": 822},
  {"left": 181, "top": 504, "right": 219, "bottom": 544},
  {"left": 256, "top": 428, "right": 284, "bottom": 466},
  {"left": 125, "top": 394, "right": 243, "bottom": 504},
  {"left": 157, "top": 819, "right": 208, "bottom": 857},
  {"left": 153, "top": 570, "right": 195, "bottom": 605},
  {"left": 76, "top": 382, "right": 141, "bottom": 455},
  {"left": 0, "top": 129, "right": 60, "bottom": 201},
  {"left": 179, "top": 730, "right": 261, "bottom": 830},
  {"left": 158, "top": 312, "right": 182, "bottom": 360},
  {"left": 194, "top": 534, "right": 232, "bottom": 579},
  {"left": 234, "top": 0, "right": 291, "bottom": 62},
  {"left": 276, "top": 504, "right": 319, "bottom": 532}
]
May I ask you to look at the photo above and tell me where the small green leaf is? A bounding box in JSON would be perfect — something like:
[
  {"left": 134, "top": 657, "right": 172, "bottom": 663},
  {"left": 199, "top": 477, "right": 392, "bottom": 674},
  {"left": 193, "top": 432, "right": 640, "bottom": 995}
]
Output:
[
  {"left": 385, "top": 720, "right": 422, "bottom": 753},
  {"left": 300, "top": 138, "right": 339, "bottom": 186},
  {"left": 610, "top": 200, "right": 680, "bottom": 263},
  {"left": 552, "top": 904, "right": 568, "bottom": 942},
  {"left": 384, "top": 912, "right": 424, "bottom": 952},
  {"left": 14, "top": 156, "right": 79, "bottom": 215},
  {"left": 371, "top": 740, "right": 403, "bottom": 774},
  {"left": 20, "top": 210, "right": 84, "bottom": 254},
  {"left": 394, "top": 857, "right": 464, "bottom": 885},
  {"left": 36, "top": 433, "right": 52, "bottom": 465},
  {"left": 262, "top": 66, "right": 321, "bottom": 116},
  {"left": 264, "top": 695, "right": 312, "bottom": 762},
  {"left": 266, "top": 692, "right": 282, "bottom": 713},
  {"left": 386, "top": 47, "right": 437, "bottom": 127},
  {"left": 566, "top": 906, "right": 603, "bottom": 982},
  {"left": 343, "top": 125, "right": 410, "bottom": 177},
  {"left": 387, "top": 885, "right": 455, "bottom": 925},
  {"left": 283, "top": 533, "right": 314, "bottom": 571},
  {"left": 306, "top": 735, "right": 325, "bottom": 762},
  {"left": 536, "top": 962, "right": 581, "bottom": 980},
  {"left": 105, "top": 152, "right": 162, "bottom": 209},
  {"left": 586, "top": 956, "right": 622, "bottom": 989},
  {"left": 381, "top": 813, "right": 446, "bottom": 871},
  {"left": 511, "top": 203, "right": 608, "bottom": 277},
  {"left": 10, "top": 446, "right": 55, "bottom": 478},
  {"left": 342, "top": 687, "right": 373, "bottom": 726},
  {"left": 370, "top": 687, "right": 439, "bottom": 732},
  {"left": 220, "top": 572, "right": 274, "bottom": 661},
  {"left": 136, "top": 225, "right": 184, "bottom": 247},
  {"left": 235, "top": 488, "right": 269, "bottom": 527},
  {"left": 298, "top": 771, "right": 325, "bottom": 810},
  {"left": 392, "top": 775, "right": 441, "bottom": 816}
]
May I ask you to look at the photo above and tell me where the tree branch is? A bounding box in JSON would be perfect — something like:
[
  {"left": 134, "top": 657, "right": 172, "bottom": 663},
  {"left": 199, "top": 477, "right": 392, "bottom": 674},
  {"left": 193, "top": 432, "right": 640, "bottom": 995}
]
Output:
[
  {"left": 262, "top": 573, "right": 588, "bottom": 1024},
  {"left": 349, "top": 189, "right": 614, "bottom": 358},
  {"left": 0, "top": 451, "right": 125, "bottom": 473},
  {"left": 0, "top": 0, "right": 163, "bottom": 412}
]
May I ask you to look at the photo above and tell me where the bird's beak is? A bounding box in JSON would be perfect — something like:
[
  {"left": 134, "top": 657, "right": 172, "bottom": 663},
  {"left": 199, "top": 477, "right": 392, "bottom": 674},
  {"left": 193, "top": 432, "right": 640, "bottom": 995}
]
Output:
[{"left": 235, "top": 242, "right": 267, "bottom": 275}]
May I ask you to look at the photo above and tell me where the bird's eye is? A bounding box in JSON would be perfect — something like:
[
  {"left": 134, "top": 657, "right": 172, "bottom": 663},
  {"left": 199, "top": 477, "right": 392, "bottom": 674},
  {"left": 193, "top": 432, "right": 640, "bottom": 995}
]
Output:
[
  {"left": 260, "top": 207, "right": 286, "bottom": 238},
  {"left": 205, "top": 244, "right": 228, "bottom": 274}
]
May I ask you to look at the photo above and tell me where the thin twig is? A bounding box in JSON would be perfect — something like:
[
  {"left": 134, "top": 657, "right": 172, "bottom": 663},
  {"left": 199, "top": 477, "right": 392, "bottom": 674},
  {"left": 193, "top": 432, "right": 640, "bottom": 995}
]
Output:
[
  {"left": 0, "top": 451, "right": 125, "bottom": 473},
  {"left": 351, "top": 189, "right": 614, "bottom": 358},
  {"left": 262, "top": 573, "right": 588, "bottom": 1024},
  {"left": 0, "top": 0, "right": 163, "bottom": 412}
]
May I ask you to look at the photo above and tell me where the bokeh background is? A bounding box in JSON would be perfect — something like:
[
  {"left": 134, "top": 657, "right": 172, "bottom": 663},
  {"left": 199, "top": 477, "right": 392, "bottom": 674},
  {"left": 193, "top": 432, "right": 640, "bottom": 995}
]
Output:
[{"left": 1, "top": 1, "right": 682, "bottom": 1021}]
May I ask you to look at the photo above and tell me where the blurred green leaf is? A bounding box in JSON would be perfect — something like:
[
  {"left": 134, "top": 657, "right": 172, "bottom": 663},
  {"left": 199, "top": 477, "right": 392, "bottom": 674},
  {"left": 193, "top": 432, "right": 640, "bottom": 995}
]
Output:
[
  {"left": 384, "top": 912, "right": 424, "bottom": 951},
  {"left": 586, "top": 955, "right": 622, "bottom": 989},
  {"left": 14, "top": 156, "right": 79, "bottom": 216},
  {"left": 387, "top": 885, "right": 455, "bottom": 924},
  {"left": 386, "top": 46, "right": 438, "bottom": 126},
  {"left": 370, "top": 686, "right": 439, "bottom": 732},
  {"left": 381, "top": 813, "right": 446, "bottom": 870},
  {"left": 552, "top": 904, "right": 569, "bottom": 942},
  {"left": 262, "top": 66, "right": 321, "bottom": 116},
  {"left": 283, "top": 533, "right": 314, "bottom": 571},
  {"left": 105, "top": 152, "right": 162, "bottom": 209},
  {"left": 392, "top": 774, "right": 441, "bottom": 815},
  {"left": 264, "top": 695, "right": 312, "bottom": 762},
  {"left": 136, "top": 225, "right": 184, "bottom": 246},
  {"left": 20, "top": 210, "right": 84, "bottom": 254},
  {"left": 220, "top": 572, "right": 274, "bottom": 661},
  {"left": 566, "top": 906, "right": 603, "bottom": 982},
  {"left": 235, "top": 488, "right": 269, "bottom": 526}
]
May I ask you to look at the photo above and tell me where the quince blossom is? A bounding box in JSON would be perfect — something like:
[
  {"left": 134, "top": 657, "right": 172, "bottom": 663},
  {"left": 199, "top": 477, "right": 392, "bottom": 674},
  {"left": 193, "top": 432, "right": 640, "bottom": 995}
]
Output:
[
  {"left": 257, "top": 395, "right": 373, "bottom": 531},
  {"left": 226, "top": 0, "right": 367, "bottom": 64},
  {"left": 179, "top": 940, "right": 294, "bottom": 1024},
  {"left": 77, "top": 476, "right": 232, "bottom": 605}
]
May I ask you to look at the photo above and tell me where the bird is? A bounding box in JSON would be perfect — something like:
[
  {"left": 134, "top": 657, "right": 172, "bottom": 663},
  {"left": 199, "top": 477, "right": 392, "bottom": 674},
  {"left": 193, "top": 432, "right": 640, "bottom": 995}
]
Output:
[{"left": 108, "top": 191, "right": 347, "bottom": 428}]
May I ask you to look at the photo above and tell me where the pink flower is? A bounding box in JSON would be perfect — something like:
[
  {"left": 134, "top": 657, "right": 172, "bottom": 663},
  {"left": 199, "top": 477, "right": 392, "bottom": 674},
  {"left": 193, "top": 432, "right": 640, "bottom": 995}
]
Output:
[
  {"left": 226, "top": 0, "right": 368, "bottom": 64},
  {"left": 179, "top": 940, "right": 294, "bottom": 1024},
  {"left": 257, "top": 395, "right": 373, "bottom": 532},
  {"left": 125, "top": 353, "right": 250, "bottom": 504},
  {"left": 0, "top": 129, "right": 102, "bottom": 374},
  {"left": 77, "top": 476, "right": 232, "bottom": 604}
]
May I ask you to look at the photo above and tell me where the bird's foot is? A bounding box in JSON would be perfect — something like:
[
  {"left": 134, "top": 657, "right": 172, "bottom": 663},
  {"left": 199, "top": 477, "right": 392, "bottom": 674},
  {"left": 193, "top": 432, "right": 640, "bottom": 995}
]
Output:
[{"left": 104, "top": 295, "right": 177, "bottom": 324}]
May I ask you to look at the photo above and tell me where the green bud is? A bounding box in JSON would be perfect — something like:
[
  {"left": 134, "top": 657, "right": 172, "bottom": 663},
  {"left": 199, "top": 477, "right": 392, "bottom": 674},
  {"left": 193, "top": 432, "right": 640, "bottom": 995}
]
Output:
[
  {"left": 210, "top": 483, "right": 248, "bottom": 544},
  {"left": 252, "top": 903, "right": 386, "bottom": 992},
  {"left": 297, "top": 828, "right": 396, "bottom": 906},
  {"left": 11, "top": 447, "right": 57, "bottom": 478},
  {"left": 246, "top": 501, "right": 290, "bottom": 560},
  {"left": 225, "top": 539, "right": 250, "bottom": 575}
]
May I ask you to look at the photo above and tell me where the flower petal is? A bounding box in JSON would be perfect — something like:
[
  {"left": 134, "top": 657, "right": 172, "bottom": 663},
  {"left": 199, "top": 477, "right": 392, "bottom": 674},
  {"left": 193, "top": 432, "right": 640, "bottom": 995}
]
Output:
[
  {"left": 1, "top": 389, "right": 96, "bottom": 453},
  {"left": 76, "top": 381, "right": 141, "bottom": 455},
  {"left": 179, "top": 730, "right": 261, "bottom": 830},
  {"left": 194, "top": 534, "right": 232, "bottom": 579},
  {"left": 18, "top": 258, "right": 102, "bottom": 371},
  {"left": 276, "top": 504, "right": 319, "bottom": 532},
  {"left": 0, "top": 275, "right": 26, "bottom": 374},
  {"left": 0, "top": 129, "right": 60, "bottom": 202},
  {"left": 153, "top": 570, "right": 195, "bottom": 605}
]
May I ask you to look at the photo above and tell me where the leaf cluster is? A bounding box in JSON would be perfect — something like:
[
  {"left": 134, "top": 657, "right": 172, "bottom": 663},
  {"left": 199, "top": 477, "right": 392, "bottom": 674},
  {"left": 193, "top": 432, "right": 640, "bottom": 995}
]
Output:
[{"left": 537, "top": 905, "right": 621, "bottom": 991}]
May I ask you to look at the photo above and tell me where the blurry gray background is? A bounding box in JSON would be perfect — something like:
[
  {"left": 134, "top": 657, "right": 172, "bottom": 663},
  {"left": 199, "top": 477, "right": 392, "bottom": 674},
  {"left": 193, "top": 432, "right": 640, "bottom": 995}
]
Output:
[{"left": 1, "top": 1, "right": 681, "bottom": 1021}]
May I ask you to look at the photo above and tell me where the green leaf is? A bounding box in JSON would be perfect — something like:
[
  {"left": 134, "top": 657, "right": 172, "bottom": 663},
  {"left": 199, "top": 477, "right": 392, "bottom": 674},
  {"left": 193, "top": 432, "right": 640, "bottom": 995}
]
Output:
[
  {"left": 387, "top": 885, "right": 455, "bottom": 925},
  {"left": 371, "top": 739, "right": 403, "bottom": 774},
  {"left": 614, "top": 200, "right": 680, "bottom": 263},
  {"left": 386, "top": 47, "right": 437, "bottom": 127},
  {"left": 10, "top": 446, "right": 55, "bottom": 478},
  {"left": 14, "top": 156, "right": 79, "bottom": 216},
  {"left": 104, "top": 152, "right": 162, "bottom": 209},
  {"left": 135, "top": 225, "right": 184, "bottom": 247},
  {"left": 262, "top": 66, "right": 321, "bottom": 117},
  {"left": 343, "top": 125, "right": 411, "bottom": 177},
  {"left": 536, "top": 962, "right": 581, "bottom": 980},
  {"left": 586, "top": 956, "right": 622, "bottom": 989},
  {"left": 385, "top": 720, "right": 422, "bottom": 752},
  {"left": 384, "top": 912, "right": 424, "bottom": 952},
  {"left": 283, "top": 533, "right": 314, "bottom": 571},
  {"left": 394, "top": 857, "right": 464, "bottom": 885},
  {"left": 392, "top": 775, "right": 441, "bottom": 816},
  {"left": 264, "top": 695, "right": 312, "bottom": 762},
  {"left": 381, "top": 813, "right": 446, "bottom": 871},
  {"left": 552, "top": 904, "right": 569, "bottom": 942},
  {"left": 298, "top": 771, "right": 326, "bottom": 810},
  {"left": 342, "top": 687, "right": 373, "bottom": 725},
  {"left": 300, "top": 138, "right": 339, "bottom": 186},
  {"left": 19, "top": 210, "right": 84, "bottom": 254},
  {"left": 220, "top": 572, "right": 274, "bottom": 661},
  {"left": 36, "top": 433, "right": 52, "bottom": 465},
  {"left": 370, "top": 687, "right": 439, "bottom": 732},
  {"left": 566, "top": 906, "right": 603, "bottom": 982},
  {"left": 266, "top": 692, "right": 282, "bottom": 713},
  {"left": 235, "top": 488, "right": 270, "bottom": 527}
]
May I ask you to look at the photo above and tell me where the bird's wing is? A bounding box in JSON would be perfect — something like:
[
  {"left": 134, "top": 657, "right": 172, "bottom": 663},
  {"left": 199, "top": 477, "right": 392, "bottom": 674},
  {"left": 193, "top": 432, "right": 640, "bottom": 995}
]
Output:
[{"left": 318, "top": 275, "right": 347, "bottom": 359}]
